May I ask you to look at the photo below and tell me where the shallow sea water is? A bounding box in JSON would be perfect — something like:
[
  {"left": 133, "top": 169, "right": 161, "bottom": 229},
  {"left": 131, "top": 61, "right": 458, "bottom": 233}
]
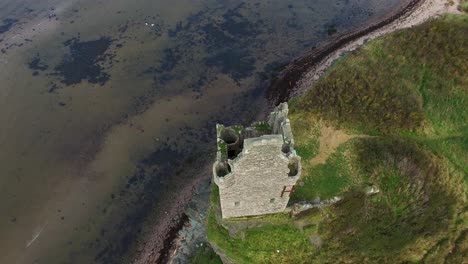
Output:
[{"left": 0, "top": 0, "right": 404, "bottom": 263}]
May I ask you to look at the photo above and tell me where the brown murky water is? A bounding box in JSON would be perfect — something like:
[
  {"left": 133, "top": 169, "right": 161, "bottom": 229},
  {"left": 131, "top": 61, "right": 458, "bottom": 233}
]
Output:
[{"left": 0, "top": 0, "right": 406, "bottom": 263}]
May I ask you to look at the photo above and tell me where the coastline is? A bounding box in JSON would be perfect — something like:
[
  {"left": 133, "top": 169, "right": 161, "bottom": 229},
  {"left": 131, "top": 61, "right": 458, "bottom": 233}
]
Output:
[
  {"left": 206, "top": 12, "right": 468, "bottom": 263},
  {"left": 129, "top": 161, "right": 213, "bottom": 264},
  {"left": 266, "top": 0, "right": 460, "bottom": 107},
  {"left": 138, "top": 1, "right": 461, "bottom": 263}
]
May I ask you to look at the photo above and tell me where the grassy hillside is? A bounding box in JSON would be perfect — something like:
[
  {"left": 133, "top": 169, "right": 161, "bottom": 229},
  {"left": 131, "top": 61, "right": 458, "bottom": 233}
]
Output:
[
  {"left": 190, "top": 244, "right": 223, "bottom": 264},
  {"left": 460, "top": 0, "right": 468, "bottom": 12},
  {"left": 208, "top": 14, "right": 467, "bottom": 263}
]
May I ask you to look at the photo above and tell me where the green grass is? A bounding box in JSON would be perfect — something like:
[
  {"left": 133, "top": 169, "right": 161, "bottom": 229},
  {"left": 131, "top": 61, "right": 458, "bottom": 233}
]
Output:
[
  {"left": 405, "top": 134, "right": 468, "bottom": 181},
  {"left": 207, "top": 14, "right": 468, "bottom": 263},
  {"left": 292, "top": 142, "right": 353, "bottom": 201},
  {"left": 460, "top": 0, "right": 468, "bottom": 12},
  {"left": 253, "top": 122, "right": 272, "bottom": 133},
  {"left": 294, "top": 138, "right": 319, "bottom": 161},
  {"left": 190, "top": 244, "right": 223, "bottom": 264},
  {"left": 207, "top": 185, "right": 316, "bottom": 263},
  {"left": 296, "top": 14, "right": 468, "bottom": 135},
  {"left": 288, "top": 111, "right": 321, "bottom": 161},
  {"left": 303, "top": 224, "right": 318, "bottom": 235},
  {"left": 207, "top": 208, "right": 315, "bottom": 264},
  {"left": 302, "top": 138, "right": 466, "bottom": 263}
]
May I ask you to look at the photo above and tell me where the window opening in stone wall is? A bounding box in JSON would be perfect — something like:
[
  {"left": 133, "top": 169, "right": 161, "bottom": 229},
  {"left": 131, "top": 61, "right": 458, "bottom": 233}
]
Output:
[
  {"left": 270, "top": 198, "right": 275, "bottom": 203},
  {"left": 282, "top": 143, "right": 291, "bottom": 154},
  {"left": 215, "top": 162, "right": 231, "bottom": 177},
  {"left": 234, "top": 201, "right": 240, "bottom": 206},
  {"left": 288, "top": 157, "right": 299, "bottom": 176}
]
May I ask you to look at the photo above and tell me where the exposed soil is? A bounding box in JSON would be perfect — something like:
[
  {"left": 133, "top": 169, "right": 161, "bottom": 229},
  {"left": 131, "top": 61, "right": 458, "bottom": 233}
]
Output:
[{"left": 309, "top": 126, "right": 356, "bottom": 166}]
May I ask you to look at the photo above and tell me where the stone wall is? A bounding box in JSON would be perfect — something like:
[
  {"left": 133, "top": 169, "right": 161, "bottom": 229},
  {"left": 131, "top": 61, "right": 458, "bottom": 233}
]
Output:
[{"left": 213, "top": 103, "right": 301, "bottom": 219}]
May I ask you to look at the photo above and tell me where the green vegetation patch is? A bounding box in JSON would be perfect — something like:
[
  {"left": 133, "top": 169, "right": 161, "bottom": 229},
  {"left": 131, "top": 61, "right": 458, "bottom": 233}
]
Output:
[
  {"left": 292, "top": 142, "right": 353, "bottom": 201},
  {"left": 190, "top": 244, "right": 223, "bottom": 264},
  {"left": 460, "top": 0, "right": 468, "bottom": 12},
  {"left": 288, "top": 111, "right": 321, "bottom": 161},
  {"left": 294, "top": 138, "right": 319, "bottom": 161},
  {"left": 207, "top": 208, "right": 315, "bottom": 264},
  {"left": 404, "top": 133, "right": 468, "bottom": 182},
  {"left": 314, "top": 138, "right": 466, "bottom": 262},
  {"left": 208, "top": 15, "right": 468, "bottom": 264},
  {"left": 217, "top": 140, "right": 228, "bottom": 161},
  {"left": 252, "top": 122, "right": 272, "bottom": 134},
  {"left": 209, "top": 136, "right": 466, "bottom": 263},
  {"left": 295, "top": 14, "right": 468, "bottom": 134}
]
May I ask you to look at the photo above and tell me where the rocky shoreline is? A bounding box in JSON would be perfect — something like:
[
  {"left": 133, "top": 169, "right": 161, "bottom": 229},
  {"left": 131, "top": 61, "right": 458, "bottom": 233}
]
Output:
[
  {"left": 129, "top": 160, "right": 213, "bottom": 264},
  {"left": 266, "top": 0, "right": 459, "bottom": 107}
]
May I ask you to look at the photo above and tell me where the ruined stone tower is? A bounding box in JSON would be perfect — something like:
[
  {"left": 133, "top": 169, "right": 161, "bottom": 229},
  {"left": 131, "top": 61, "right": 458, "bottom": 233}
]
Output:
[{"left": 213, "top": 103, "right": 301, "bottom": 219}]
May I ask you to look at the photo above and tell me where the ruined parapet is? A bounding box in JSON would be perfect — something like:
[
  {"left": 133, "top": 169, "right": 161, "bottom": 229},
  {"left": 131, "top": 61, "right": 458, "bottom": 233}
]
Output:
[
  {"left": 268, "top": 102, "right": 295, "bottom": 149},
  {"left": 213, "top": 103, "right": 301, "bottom": 219}
]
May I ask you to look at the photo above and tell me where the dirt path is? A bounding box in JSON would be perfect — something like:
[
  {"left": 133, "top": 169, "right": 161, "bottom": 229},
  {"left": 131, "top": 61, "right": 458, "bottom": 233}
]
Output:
[
  {"left": 309, "top": 126, "right": 353, "bottom": 166},
  {"left": 308, "top": 126, "right": 360, "bottom": 166}
]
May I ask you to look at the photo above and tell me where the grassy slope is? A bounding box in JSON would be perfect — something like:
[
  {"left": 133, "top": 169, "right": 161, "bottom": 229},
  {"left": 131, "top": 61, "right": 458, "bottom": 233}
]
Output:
[
  {"left": 190, "top": 244, "right": 223, "bottom": 264},
  {"left": 460, "top": 0, "right": 468, "bottom": 12},
  {"left": 208, "top": 14, "right": 468, "bottom": 263}
]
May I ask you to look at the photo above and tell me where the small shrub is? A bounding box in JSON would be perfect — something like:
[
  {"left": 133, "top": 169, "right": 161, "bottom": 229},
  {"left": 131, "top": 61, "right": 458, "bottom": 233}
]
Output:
[{"left": 190, "top": 244, "right": 223, "bottom": 264}]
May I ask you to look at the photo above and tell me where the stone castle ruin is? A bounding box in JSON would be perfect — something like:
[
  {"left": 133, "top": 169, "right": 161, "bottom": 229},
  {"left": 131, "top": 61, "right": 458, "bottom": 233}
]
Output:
[{"left": 213, "top": 103, "right": 301, "bottom": 219}]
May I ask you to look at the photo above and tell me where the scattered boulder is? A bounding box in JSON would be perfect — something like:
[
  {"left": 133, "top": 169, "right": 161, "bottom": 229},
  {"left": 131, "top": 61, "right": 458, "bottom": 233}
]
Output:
[
  {"left": 309, "top": 234, "right": 323, "bottom": 248},
  {"left": 364, "top": 185, "right": 380, "bottom": 195}
]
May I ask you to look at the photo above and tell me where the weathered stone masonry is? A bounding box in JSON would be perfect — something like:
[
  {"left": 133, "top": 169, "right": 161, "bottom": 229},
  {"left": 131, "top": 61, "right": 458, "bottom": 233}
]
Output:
[{"left": 213, "top": 103, "right": 301, "bottom": 219}]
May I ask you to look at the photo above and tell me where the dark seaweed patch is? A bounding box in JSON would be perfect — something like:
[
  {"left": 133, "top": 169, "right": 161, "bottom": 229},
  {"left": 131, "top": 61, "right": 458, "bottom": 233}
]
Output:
[
  {"left": 54, "top": 37, "right": 113, "bottom": 86},
  {"left": 146, "top": 4, "right": 264, "bottom": 88},
  {"left": 167, "top": 21, "right": 185, "bottom": 38},
  {"left": 142, "top": 48, "right": 181, "bottom": 85},
  {"left": 93, "top": 147, "right": 186, "bottom": 263},
  {"left": 0, "top": 18, "right": 18, "bottom": 34},
  {"left": 286, "top": 18, "right": 303, "bottom": 30},
  {"left": 28, "top": 56, "right": 49, "bottom": 71},
  {"left": 286, "top": 9, "right": 304, "bottom": 30},
  {"left": 149, "top": 24, "right": 163, "bottom": 37},
  {"left": 48, "top": 83, "right": 59, "bottom": 93},
  {"left": 201, "top": 6, "right": 261, "bottom": 80},
  {"left": 220, "top": 8, "right": 258, "bottom": 37},
  {"left": 118, "top": 23, "right": 129, "bottom": 33},
  {"left": 189, "top": 74, "right": 210, "bottom": 92},
  {"left": 327, "top": 24, "right": 338, "bottom": 35},
  {"left": 157, "top": 48, "right": 180, "bottom": 73},
  {"left": 204, "top": 48, "right": 256, "bottom": 80},
  {"left": 201, "top": 23, "right": 234, "bottom": 49}
]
